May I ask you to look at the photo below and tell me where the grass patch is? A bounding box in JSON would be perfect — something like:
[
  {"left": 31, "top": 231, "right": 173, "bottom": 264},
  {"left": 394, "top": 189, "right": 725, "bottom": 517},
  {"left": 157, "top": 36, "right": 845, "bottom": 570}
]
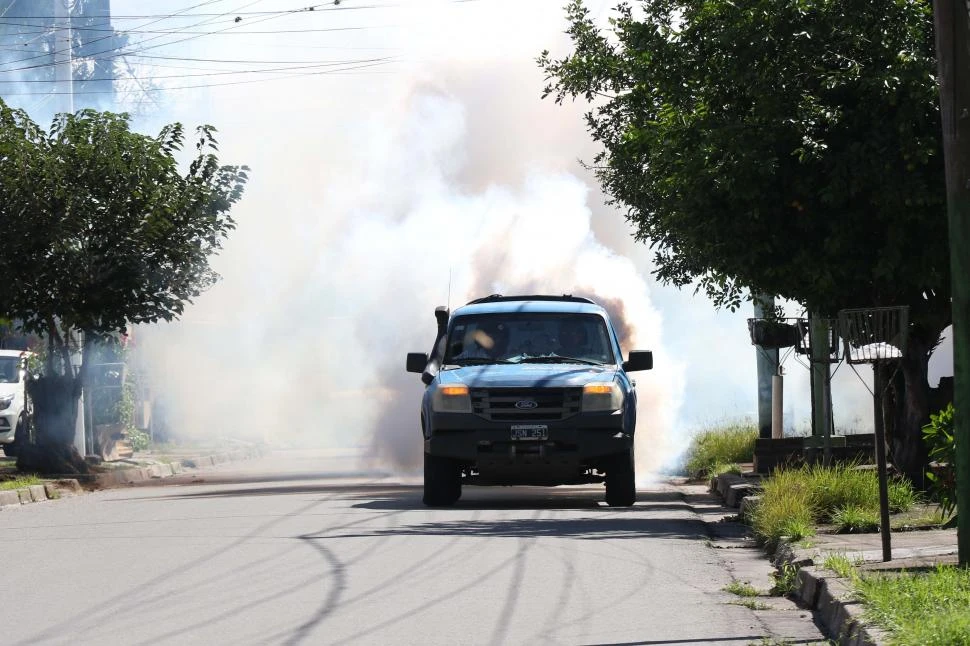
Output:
[
  {"left": 822, "top": 553, "right": 859, "bottom": 580},
  {"left": 0, "top": 474, "right": 41, "bottom": 490},
  {"left": 730, "top": 599, "right": 772, "bottom": 610},
  {"left": 857, "top": 566, "right": 970, "bottom": 645},
  {"left": 832, "top": 505, "right": 880, "bottom": 533},
  {"left": 748, "top": 463, "right": 919, "bottom": 545},
  {"left": 770, "top": 562, "right": 799, "bottom": 596},
  {"left": 683, "top": 421, "right": 757, "bottom": 478},
  {"left": 891, "top": 506, "right": 949, "bottom": 531},
  {"left": 724, "top": 581, "right": 760, "bottom": 597},
  {"left": 706, "top": 462, "right": 743, "bottom": 479}
]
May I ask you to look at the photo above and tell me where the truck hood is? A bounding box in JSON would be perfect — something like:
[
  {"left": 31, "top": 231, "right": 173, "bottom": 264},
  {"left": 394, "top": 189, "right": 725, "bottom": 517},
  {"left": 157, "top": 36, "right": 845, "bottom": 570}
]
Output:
[{"left": 438, "top": 363, "right": 617, "bottom": 388}]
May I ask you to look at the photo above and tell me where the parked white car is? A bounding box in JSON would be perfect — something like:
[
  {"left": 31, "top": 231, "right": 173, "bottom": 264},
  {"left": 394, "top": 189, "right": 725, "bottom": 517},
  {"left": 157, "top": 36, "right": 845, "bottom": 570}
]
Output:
[{"left": 0, "top": 349, "right": 31, "bottom": 457}]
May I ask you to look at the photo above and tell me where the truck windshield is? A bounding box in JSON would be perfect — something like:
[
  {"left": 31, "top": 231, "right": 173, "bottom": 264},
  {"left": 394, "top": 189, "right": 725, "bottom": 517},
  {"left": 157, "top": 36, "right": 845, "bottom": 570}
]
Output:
[
  {"left": 0, "top": 357, "right": 21, "bottom": 384},
  {"left": 443, "top": 313, "right": 615, "bottom": 366}
]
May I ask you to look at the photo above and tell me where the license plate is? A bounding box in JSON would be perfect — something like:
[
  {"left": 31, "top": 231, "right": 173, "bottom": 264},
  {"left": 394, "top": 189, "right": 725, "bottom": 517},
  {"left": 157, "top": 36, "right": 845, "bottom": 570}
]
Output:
[{"left": 511, "top": 425, "right": 548, "bottom": 440}]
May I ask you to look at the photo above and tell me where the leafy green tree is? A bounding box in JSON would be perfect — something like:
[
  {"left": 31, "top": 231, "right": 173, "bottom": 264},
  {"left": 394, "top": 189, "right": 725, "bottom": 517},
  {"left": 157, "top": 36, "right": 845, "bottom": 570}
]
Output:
[
  {"left": 0, "top": 99, "right": 248, "bottom": 472},
  {"left": 539, "top": 0, "right": 949, "bottom": 484}
]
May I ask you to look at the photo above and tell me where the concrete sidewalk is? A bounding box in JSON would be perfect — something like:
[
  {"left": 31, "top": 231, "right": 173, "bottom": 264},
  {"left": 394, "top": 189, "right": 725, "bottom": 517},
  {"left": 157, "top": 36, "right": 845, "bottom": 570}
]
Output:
[
  {"left": 681, "top": 472, "right": 959, "bottom": 646},
  {"left": 0, "top": 444, "right": 268, "bottom": 511}
]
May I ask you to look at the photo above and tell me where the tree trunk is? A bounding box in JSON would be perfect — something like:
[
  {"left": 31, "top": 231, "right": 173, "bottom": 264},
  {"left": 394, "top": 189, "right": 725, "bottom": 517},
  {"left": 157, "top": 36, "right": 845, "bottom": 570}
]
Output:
[
  {"left": 18, "top": 375, "right": 89, "bottom": 475},
  {"left": 884, "top": 335, "right": 933, "bottom": 489}
]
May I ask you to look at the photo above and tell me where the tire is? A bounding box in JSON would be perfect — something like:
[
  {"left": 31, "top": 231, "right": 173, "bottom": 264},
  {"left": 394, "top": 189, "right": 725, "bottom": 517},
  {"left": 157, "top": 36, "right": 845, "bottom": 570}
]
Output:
[
  {"left": 423, "top": 452, "right": 462, "bottom": 507},
  {"left": 605, "top": 449, "right": 636, "bottom": 507},
  {"left": 1, "top": 414, "right": 26, "bottom": 458}
]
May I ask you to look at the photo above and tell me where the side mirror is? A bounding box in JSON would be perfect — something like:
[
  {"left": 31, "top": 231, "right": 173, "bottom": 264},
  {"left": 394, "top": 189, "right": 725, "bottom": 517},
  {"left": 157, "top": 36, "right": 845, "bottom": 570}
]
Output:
[
  {"left": 622, "top": 350, "right": 653, "bottom": 372},
  {"left": 406, "top": 352, "right": 429, "bottom": 374}
]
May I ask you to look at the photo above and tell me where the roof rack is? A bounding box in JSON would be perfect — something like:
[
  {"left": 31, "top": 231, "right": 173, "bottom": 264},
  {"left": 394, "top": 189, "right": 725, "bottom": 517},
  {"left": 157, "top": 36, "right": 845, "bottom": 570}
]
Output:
[{"left": 464, "top": 294, "right": 596, "bottom": 305}]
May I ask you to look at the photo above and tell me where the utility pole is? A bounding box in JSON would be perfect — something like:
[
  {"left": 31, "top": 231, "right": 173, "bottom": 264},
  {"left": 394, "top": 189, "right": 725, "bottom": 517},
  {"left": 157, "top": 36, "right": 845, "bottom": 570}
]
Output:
[
  {"left": 809, "top": 313, "right": 833, "bottom": 463},
  {"left": 53, "top": 0, "right": 74, "bottom": 115},
  {"left": 932, "top": 0, "right": 970, "bottom": 566},
  {"left": 753, "top": 295, "right": 779, "bottom": 439},
  {"left": 53, "top": 0, "right": 85, "bottom": 456}
]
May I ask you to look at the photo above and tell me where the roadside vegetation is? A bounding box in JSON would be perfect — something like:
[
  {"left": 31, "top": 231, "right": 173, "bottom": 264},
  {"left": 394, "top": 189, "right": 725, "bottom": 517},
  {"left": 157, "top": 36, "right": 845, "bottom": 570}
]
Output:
[
  {"left": 748, "top": 463, "right": 919, "bottom": 546},
  {"left": 857, "top": 566, "right": 970, "bottom": 646},
  {"left": 0, "top": 474, "right": 41, "bottom": 490},
  {"left": 682, "top": 422, "right": 757, "bottom": 479}
]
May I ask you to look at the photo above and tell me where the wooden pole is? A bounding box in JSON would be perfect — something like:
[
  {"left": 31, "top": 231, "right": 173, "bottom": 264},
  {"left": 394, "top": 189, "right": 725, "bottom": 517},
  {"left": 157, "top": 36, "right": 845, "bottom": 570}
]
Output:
[{"left": 932, "top": 0, "right": 970, "bottom": 565}]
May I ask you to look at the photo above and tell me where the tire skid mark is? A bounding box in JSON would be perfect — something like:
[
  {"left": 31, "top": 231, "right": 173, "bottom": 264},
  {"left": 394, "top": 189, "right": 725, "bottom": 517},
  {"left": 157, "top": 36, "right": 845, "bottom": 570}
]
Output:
[
  {"left": 13, "top": 490, "right": 352, "bottom": 646},
  {"left": 328, "top": 532, "right": 531, "bottom": 644},
  {"left": 532, "top": 534, "right": 579, "bottom": 645},
  {"left": 282, "top": 536, "right": 348, "bottom": 646},
  {"left": 487, "top": 508, "right": 542, "bottom": 646}
]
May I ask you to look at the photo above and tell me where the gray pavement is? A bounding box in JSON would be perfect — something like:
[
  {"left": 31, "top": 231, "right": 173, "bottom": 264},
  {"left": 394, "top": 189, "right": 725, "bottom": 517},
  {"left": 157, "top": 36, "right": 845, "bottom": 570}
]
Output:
[{"left": 0, "top": 450, "right": 829, "bottom": 646}]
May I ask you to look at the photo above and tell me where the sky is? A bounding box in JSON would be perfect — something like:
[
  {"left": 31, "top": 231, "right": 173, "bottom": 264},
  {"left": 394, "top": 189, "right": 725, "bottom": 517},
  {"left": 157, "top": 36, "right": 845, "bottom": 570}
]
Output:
[{"left": 1, "top": 0, "right": 954, "bottom": 475}]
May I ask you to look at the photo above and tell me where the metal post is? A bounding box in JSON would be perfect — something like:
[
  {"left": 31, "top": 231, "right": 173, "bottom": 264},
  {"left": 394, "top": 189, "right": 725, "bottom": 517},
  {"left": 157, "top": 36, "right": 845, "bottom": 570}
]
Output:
[
  {"left": 53, "top": 0, "right": 74, "bottom": 115},
  {"left": 873, "top": 366, "right": 892, "bottom": 561},
  {"left": 771, "top": 371, "right": 784, "bottom": 439},
  {"left": 933, "top": 0, "right": 970, "bottom": 566},
  {"left": 754, "top": 295, "right": 779, "bottom": 439},
  {"left": 809, "top": 313, "right": 833, "bottom": 463}
]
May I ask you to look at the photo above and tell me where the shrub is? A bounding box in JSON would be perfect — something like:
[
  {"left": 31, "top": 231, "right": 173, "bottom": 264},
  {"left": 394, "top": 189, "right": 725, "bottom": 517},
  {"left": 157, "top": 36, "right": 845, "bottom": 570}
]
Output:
[
  {"left": 923, "top": 403, "right": 956, "bottom": 519},
  {"left": 749, "top": 464, "right": 919, "bottom": 543}
]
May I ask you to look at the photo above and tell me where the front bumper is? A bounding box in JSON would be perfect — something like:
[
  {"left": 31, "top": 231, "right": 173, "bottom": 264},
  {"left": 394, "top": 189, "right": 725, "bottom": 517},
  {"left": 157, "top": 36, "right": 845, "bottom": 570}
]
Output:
[
  {"left": 425, "top": 409, "right": 633, "bottom": 465},
  {"left": 0, "top": 411, "right": 17, "bottom": 444}
]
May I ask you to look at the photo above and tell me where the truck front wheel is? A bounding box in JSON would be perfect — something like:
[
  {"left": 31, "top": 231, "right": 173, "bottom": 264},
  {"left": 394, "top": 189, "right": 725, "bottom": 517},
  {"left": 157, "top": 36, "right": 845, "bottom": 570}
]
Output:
[
  {"left": 423, "top": 452, "right": 461, "bottom": 507},
  {"left": 605, "top": 449, "right": 636, "bottom": 507}
]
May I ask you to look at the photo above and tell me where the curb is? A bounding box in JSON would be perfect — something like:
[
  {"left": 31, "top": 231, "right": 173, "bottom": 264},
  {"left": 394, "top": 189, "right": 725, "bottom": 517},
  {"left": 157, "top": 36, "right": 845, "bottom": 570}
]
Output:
[
  {"left": 0, "top": 445, "right": 268, "bottom": 510},
  {"left": 706, "top": 473, "right": 886, "bottom": 646}
]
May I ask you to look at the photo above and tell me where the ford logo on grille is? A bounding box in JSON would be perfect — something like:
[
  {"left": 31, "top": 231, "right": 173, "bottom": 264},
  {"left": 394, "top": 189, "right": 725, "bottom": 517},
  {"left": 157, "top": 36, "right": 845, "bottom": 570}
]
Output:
[{"left": 515, "top": 400, "right": 538, "bottom": 410}]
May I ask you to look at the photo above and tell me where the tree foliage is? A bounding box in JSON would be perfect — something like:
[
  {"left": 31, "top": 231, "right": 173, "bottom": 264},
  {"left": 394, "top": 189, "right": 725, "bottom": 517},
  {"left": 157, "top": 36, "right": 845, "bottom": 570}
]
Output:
[
  {"left": 539, "top": 0, "right": 948, "bottom": 332},
  {"left": 0, "top": 100, "right": 248, "bottom": 346},
  {"left": 0, "top": 99, "right": 247, "bottom": 467},
  {"left": 539, "top": 0, "right": 951, "bottom": 484}
]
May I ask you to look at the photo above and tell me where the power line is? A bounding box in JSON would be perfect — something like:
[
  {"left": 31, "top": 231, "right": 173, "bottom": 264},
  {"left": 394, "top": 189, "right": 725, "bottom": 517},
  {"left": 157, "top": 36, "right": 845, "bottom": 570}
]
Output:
[
  {"left": 0, "top": 56, "right": 394, "bottom": 82},
  {"left": 1, "top": 59, "right": 394, "bottom": 95}
]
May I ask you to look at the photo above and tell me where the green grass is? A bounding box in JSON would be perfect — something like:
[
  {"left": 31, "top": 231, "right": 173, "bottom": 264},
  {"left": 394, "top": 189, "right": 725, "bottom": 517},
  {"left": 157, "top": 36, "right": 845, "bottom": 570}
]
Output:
[
  {"left": 683, "top": 421, "right": 757, "bottom": 478},
  {"left": 731, "top": 599, "right": 772, "bottom": 610},
  {"left": 890, "top": 506, "right": 949, "bottom": 531},
  {"left": 724, "top": 581, "right": 760, "bottom": 597},
  {"left": 832, "top": 505, "right": 880, "bottom": 533},
  {"left": 770, "top": 562, "right": 800, "bottom": 596},
  {"left": 706, "top": 461, "right": 743, "bottom": 479},
  {"left": 857, "top": 566, "right": 970, "bottom": 645},
  {"left": 0, "top": 474, "right": 41, "bottom": 490},
  {"left": 748, "top": 463, "right": 919, "bottom": 544},
  {"left": 821, "top": 553, "right": 859, "bottom": 580}
]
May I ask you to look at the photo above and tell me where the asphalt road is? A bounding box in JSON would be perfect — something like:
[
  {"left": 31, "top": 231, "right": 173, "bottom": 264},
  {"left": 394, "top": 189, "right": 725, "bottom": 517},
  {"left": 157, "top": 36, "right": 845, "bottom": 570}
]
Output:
[{"left": 0, "top": 450, "right": 827, "bottom": 646}]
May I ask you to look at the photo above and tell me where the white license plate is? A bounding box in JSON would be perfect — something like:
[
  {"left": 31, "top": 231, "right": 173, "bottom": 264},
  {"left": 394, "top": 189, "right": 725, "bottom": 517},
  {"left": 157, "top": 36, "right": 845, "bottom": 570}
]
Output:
[{"left": 511, "top": 425, "right": 548, "bottom": 440}]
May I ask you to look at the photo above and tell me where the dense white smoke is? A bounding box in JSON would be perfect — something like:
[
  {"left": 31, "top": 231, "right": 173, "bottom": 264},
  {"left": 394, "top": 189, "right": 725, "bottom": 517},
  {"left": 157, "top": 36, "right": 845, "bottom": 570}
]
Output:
[{"left": 7, "top": 0, "right": 943, "bottom": 476}]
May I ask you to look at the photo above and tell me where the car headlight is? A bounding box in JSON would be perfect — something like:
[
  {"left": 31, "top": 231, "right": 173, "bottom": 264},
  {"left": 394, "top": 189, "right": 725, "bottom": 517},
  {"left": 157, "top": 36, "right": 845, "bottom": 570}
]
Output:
[
  {"left": 0, "top": 394, "right": 13, "bottom": 411},
  {"left": 582, "top": 382, "right": 624, "bottom": 412},
  {"left": 432, "top": 384, "right": 472, "bottom": 413}
]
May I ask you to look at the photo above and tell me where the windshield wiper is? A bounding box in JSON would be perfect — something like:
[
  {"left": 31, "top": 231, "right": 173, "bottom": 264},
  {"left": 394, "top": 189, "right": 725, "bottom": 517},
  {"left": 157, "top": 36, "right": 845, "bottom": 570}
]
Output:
[
  {"left": 448, "top": 358, "right": 515, "bottom": 366},
  {"left": 516, "top": 356, "right": 605, "bottom": 366}
]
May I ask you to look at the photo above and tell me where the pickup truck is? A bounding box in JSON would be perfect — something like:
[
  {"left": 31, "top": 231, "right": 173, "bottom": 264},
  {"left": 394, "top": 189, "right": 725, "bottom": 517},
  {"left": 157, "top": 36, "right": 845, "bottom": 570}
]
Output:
[{"left": 406, "top": 294, "right": 653, "bottom": 507}]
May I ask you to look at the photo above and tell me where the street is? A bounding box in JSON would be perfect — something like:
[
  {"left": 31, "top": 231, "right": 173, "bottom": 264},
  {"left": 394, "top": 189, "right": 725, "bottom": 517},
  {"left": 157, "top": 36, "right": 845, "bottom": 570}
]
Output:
[{"left": 0, "top": 451, "right": 826, "bottom": 646}]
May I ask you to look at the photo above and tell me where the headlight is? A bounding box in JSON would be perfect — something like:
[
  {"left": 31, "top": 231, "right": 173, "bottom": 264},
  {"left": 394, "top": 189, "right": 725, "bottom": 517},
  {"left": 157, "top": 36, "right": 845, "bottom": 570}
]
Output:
[
  {"left": 582, "top": 382, "right": 623, "bottom": 412},
  {"left": 0, "top": 394, "right": 13, "bottom": 411},
  {"left": 432, "top": 384, "right": 472, "bottom": 413}
]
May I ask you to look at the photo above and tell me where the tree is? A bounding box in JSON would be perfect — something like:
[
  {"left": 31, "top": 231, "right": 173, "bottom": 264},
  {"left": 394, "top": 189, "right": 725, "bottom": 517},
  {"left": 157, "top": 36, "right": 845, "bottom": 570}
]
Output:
[
  {"left": 0, "top": 99, "right": 248, "bottom": 472},
  {"left": 539, "top": 0, "right": 950, "bottom": 484}
]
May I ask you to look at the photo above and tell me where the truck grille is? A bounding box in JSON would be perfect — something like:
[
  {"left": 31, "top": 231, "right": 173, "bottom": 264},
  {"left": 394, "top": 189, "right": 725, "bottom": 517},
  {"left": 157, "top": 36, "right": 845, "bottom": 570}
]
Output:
[{"left": 470, "top": 387, "right": 582, "bottom": 422}]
